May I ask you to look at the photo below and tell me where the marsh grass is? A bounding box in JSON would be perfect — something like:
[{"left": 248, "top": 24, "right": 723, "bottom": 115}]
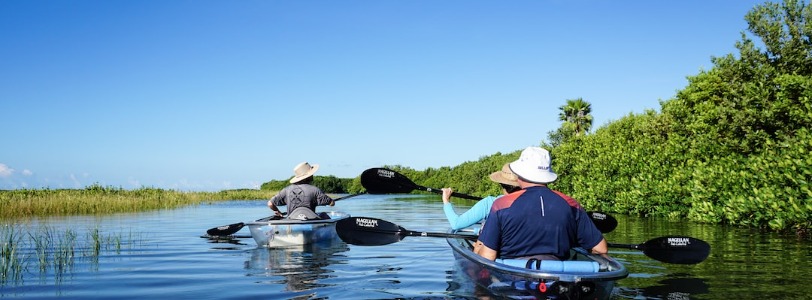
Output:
[
  {"left": 0, "top": 185, "right": 274, "bottom": 219},
  {"left": 1, "top": 224, "right": 143, "bottom": 286},
  {"left": 1, "top": 226, "right": 26, "bottom": 284}
]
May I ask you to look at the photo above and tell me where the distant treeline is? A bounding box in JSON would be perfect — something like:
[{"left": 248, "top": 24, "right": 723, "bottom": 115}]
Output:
[
  {"left": 323, "top": 1, "right": 812, "bottom": 234},
  {"left": 260, "top": 175, "right": 355, "bottom": 194}
]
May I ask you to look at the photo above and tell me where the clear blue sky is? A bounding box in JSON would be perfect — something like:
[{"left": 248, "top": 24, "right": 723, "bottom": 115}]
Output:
[{"left": 1, "top": 0, "right": 766, "bottom": 191}]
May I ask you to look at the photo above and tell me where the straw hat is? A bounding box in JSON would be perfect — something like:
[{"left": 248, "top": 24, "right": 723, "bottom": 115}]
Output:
[
  {"left": 289, "top": 162, "right": 319, "bottom": 183},
  {"left": 509, "top": 147, "right": 558, "bottom": 184},
  {"left": 488, "top": 163, "right": 519, "bottom": 186}
]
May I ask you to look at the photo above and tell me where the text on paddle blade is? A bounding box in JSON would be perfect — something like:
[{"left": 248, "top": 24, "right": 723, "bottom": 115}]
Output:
[{"left": 355, "top": 218, "right": 379, "bottom": 228}]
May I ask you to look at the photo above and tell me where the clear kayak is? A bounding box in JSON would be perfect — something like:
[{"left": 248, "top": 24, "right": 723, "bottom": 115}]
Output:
[
  {"left": 447, "top": 231, "right": 629, "bottom": 300},
  {"left": 246, "top": 211, "right": 350, "bottom": 248}
]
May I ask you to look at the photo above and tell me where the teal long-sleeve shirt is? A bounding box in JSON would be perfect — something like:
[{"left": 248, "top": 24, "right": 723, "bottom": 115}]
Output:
[{"left": 442, "top": 195, "right": 499, "bottom": 231}]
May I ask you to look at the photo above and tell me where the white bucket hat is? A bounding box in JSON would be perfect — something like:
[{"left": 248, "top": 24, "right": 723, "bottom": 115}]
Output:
[
  {"left": 289, "top": 162, "right": 320, "bottom": 183},
  {"left": 509, "top": 147, "right": 557, "bottom": 184}
]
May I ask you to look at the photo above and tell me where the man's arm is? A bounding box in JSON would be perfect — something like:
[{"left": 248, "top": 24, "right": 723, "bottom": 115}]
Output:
[
  {"left": 474, "top": 241, "right": 498, "bottom": 261},
  {"left": 591, "top": 238, "right": 608, "bottom": 254},
  {"left": 267, "top": 190, "right": 285, "bottom": 216},
  {"left": 267, "top": 201, "right": 283, "bottom": 216}
]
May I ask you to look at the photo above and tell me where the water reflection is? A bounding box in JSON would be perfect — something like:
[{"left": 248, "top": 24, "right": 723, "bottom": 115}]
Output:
[
  {"left": 244, "top": 237, "right": 349, "bottom": 293},
  {"left": 616, "top": 275, "right": 710, "bottom": 299},
  {"left": 202, "top": 235, "right": 251, "bottom": 250}
]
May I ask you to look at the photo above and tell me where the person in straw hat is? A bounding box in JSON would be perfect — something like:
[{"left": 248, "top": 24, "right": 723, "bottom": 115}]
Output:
[
  {"left": 473, "top": 147, "right": 608, "bottom": 261},
  {"left": 267, "top": 162, "right": 335, "bottom": 220},
  {"left": 439, "top": 163, "right": 521, "bottom": 232}
]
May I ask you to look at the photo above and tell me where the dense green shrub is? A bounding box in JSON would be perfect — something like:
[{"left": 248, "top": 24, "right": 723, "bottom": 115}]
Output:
[{"left": 400, "top": 0, "right": 812, "bottom": 232}]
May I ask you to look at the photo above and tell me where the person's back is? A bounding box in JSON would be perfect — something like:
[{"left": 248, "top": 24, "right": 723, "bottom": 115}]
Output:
[
  {"left": 267, "top": 162, "right": 334, "bottom": 218},
  {"left": 272, "top": 183, "right": 333, "bottom": 215},
  {"left": 474, "top": 147, "right": 608, "bottom": 261},
  {"left": 480, "top": 185, "right": 601, "bottom": 259}
]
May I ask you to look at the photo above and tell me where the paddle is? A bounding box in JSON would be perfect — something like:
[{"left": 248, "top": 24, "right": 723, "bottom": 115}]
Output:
[
  {"left": 336, "top": 216, "right": 710, "bottom": 265},
  {"left": 336, "top": 216, "right": 477, "bottom": 246},
  {"left": 360, "top": 167, "right": 618, "bottom": 233},
  {"left": 206, "top": 222, "right": 247, "bottom": 236},
  {"left": 361, "top": 167, "right": 479, "bottom": 200},
  {"left": 205, "top": 192, "right": 366, "bottom": 236},
  {"left": 587, "top": 211, "right": 618, "bottom": 233},
  {"left": 608, "top": 236, "right": 711, "bottom": 265}
]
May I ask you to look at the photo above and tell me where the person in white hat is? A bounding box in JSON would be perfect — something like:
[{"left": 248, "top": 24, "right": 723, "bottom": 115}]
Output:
[
  {"left": 439, "top": 163, "right": 521, "bottom": 232},
  {"left": 267, "top": 162, "right": 335, "bottom": 220},
  {"left": 473, "top": 147, "right": 608, "bottom": 261}
]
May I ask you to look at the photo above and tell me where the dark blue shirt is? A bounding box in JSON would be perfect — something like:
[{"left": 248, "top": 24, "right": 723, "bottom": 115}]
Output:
[{"left": 478, "top": 186, "right": 603, "bottom": 259}]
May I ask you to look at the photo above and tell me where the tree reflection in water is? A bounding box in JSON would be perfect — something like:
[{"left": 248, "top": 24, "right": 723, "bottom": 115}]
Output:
[{"left": 616, "top": 275, "right": 710, "bottom": 299}]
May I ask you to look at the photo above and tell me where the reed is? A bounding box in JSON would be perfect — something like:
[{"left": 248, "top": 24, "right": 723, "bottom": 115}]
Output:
[
  {"left": 1, "top": 225, "right": 26, "bottom": 285},
  {"left": 0, "top": 224, "right": 142, "bottom": 286},
  {"left": 53, "top": 229, "right": 76, "bottom": 280},
  {"left": 90, "top": 228, "right": 101, "bottom": 257},
  {"left": 28, "top": 227, "right": 53, "bottom": 272},
  {"left": 0, "top": 185, "right": 275, "bottom": 219}
]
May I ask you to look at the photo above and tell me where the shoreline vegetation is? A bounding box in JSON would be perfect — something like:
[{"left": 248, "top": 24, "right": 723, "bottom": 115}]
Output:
[{"left": 0, "top": 184, "right": 275, "bottom": 220}]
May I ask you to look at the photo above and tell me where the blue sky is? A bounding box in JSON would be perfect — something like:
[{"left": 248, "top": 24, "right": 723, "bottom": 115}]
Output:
[{"left": 1, "top": 0, "right": 766, "bottom": 191}]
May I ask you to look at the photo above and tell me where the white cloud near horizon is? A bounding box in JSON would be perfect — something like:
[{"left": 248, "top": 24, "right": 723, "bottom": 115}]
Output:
[{"left": 0, "top": 163, "right": 14, "bottom": 178}]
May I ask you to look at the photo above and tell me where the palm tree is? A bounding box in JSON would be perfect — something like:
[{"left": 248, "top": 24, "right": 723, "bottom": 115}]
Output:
[{"left": 558, "top": 98, "right": 593, "bottom": 136}]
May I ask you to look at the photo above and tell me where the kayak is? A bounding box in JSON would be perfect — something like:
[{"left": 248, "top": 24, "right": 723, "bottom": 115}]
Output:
[
  {"left": 246, "top": 211, "right": 350, "bottom": 248},
  {"left": 446, "top": 231, "right": 629, "bottom": 300}
]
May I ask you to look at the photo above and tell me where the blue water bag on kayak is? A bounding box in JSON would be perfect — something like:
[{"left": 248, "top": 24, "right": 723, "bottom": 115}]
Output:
[{"left": 497, "top": 259, "right": 600, "bottom": 273}]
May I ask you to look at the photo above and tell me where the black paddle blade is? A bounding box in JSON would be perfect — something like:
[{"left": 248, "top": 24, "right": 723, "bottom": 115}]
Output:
[
  {"left": 335, "top": 216, "right": 407, "bottom": 246},
  {"left": 360, "top": 168, "right": 417, "bottom": 194},
  {"left": 588, "top": 211, "right": 618, "bottom": 233},
  {"left": 206, "top": 222, "right": 245, "bottom": 236},
  {"left": 642, "top": 236, "right": 711, "bottom": 265}
]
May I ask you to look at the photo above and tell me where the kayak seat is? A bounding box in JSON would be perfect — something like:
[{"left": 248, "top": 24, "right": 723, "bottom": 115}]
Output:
[
  {"left": 289, "top": 207, "right": 322, "bottom": 220},
  {"left": 496, "top": 259, "right": 601, "bottom": 273}
]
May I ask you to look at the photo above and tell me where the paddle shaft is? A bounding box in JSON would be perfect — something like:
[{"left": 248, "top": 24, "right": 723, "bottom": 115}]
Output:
[
  {"left": 607, "top": 243, "right": 642, "bottom": 250},
  {"left": 414, "top": 184, "right": 480, "bottom": 200},
  {"left": 336, "top": 216, "right": 478, "bottom": 246},
  {"left": 422, "top": 183, "right": 617, "bottom": 233},
  {"left": 400, "top": 229, "right": 477, "bottom": 240},
  {"left": 360, "top": 168, "right": 617, "bottom": 232},
  {"left": 419, "top": 185, "right": 616, "bottom": 228},
  {"left": 331, "top": 192, "right": 367, "bottom": 202},
  {"left": 336, "top": 217, "right": 709, "bottom": 264}
]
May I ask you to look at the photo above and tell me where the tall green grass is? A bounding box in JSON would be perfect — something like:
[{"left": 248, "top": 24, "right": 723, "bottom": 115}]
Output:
[
  {"left": 0, "top": 185, "right": 274, "bottom": 219},
  {"left": 1, "top": 225, "right": 25, "bottom": 284},
  {"left": 1, "top": 224, "right": 142, "bottom": 286}
]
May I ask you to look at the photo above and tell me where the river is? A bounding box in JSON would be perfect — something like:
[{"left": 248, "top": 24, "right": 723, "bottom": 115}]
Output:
[{"left": 1, "top": 194, "right": 809, "bottom": 299}]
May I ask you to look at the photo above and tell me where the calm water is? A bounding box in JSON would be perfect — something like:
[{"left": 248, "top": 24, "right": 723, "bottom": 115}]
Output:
[{"left": 1, "top": 194, "right": 810, "bottom": 299}]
